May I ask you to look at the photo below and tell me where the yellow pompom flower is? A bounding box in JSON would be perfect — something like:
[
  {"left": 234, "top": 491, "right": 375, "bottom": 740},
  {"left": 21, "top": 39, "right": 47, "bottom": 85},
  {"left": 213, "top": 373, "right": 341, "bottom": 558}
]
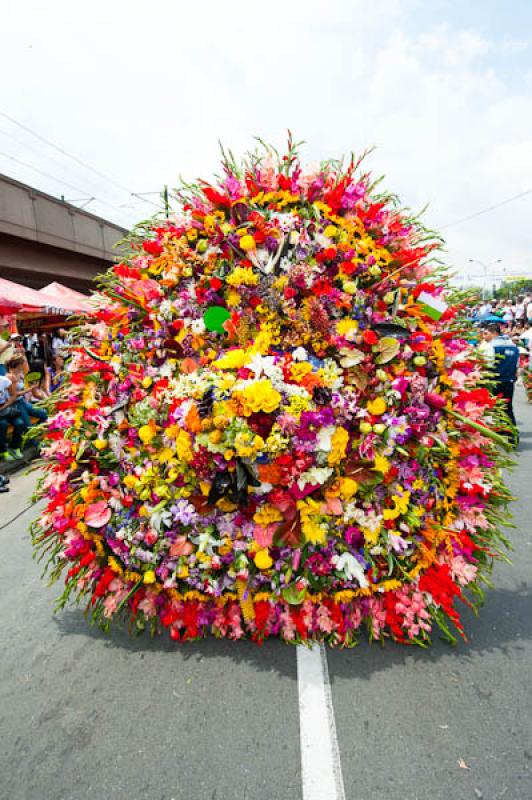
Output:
[
  {"left": 239, "top": 234, "right": 256, "bottom": 251},
  {"left": 94, "top": 438, "right": 108, "bottom": 451},
  {"left": 138, "top": 422, "right": 157, "bottom": 445},
  {"left": 367, "top": 397, "right": 387, "bottom": 416},
  {"left": 240, "top": 380, "right": 281, "bottom": 415},
  {"left": 254, "top": 549, "right": 273, "bottom": 570},
  {"left": 143, "top": 570, "right": 156, "bottom": 584}
]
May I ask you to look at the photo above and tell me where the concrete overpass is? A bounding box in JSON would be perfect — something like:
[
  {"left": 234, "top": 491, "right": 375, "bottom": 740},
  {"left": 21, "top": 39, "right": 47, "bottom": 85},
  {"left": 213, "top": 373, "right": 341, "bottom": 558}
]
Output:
[{"left": 0, "top": 173, "right": 128, "bottom": 292}]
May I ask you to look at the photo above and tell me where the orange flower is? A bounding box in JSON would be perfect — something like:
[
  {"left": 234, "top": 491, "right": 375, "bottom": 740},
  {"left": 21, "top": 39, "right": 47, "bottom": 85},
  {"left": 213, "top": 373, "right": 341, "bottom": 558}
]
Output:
[
  {"left": 258, "top": 463, "right": 283, "bottom": 485},
  {"left": 185, "top": 403, "right": 202, "bottom": 433}
]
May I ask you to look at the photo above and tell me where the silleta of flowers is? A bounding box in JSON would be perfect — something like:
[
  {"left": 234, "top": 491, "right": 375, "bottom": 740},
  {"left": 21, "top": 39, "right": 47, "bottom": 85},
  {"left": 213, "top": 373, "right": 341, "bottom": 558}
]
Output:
[{"left": 32, "top": 138, "right": 513, "bottom": 646}]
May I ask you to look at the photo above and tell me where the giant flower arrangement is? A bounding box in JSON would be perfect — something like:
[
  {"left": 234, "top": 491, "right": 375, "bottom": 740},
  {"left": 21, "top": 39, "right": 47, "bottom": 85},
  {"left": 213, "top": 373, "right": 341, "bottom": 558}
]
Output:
[{"left": 31, "top": 138, "right": 513, "bottom": 646}]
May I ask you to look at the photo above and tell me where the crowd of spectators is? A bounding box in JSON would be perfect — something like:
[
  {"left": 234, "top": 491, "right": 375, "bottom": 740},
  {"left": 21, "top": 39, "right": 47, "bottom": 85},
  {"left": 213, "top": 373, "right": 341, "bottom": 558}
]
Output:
[
  {"left": 472, "top": 295, "right": 532, "bottom": 359},
  {"left": 0, "top": 321, "right": 68, "bottom": 490}
]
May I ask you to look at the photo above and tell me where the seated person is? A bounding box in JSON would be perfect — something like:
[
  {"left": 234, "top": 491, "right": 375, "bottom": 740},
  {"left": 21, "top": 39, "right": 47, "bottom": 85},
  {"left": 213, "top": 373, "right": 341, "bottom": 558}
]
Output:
[
  {"left": 27, "top": 359, "right": 51, "bottom": 402},
  {"left": 48, "top": 352, "right": 65, "bottom": 392},
  {"left": 7, "top": 357, "right": 48, "bottom": 429},
  {"left": 0, "top": 372, "right": 25, "bottom": 460}
]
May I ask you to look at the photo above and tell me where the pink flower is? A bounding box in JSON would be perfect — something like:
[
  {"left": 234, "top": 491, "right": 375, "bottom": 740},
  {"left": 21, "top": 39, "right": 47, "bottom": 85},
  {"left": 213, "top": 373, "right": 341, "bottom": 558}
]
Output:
[
  {"left": 85, "top": 500, "right": 111, "bottom": 528},
  {"left": 169, "top": 536, "right": 193, "bottom": 557},
  {"left": 254, "top": 524, "right": 277, "bottom": 548}
]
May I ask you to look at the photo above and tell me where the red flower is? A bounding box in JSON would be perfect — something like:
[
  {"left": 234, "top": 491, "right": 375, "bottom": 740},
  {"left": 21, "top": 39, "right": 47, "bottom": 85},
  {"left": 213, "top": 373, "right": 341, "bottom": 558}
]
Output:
[
  {"left": 362, "top": 330, "right": 378, "bottom": 345},
  {"left": 202, "top": 186, "right": 230, "bottom": 207},
  {"left": 142, "top": 240, "right": 163, "bottom": 256}
]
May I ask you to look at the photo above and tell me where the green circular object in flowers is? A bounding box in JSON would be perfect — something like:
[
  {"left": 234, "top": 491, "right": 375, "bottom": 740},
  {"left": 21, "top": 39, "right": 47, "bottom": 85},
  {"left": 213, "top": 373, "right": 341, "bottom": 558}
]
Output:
[
  {"left": 31, "top": 137, "right": 512, "bottom": 647},
  {"left": 203, "top": 305, "right": 231, "bottom": 334}
]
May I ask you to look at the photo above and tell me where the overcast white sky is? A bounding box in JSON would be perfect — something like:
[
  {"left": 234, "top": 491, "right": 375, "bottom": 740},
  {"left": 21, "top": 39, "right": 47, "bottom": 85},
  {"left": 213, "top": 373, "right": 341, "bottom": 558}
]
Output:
[{"left": 1, "top": 0, "right": 532, "bottom": 287}]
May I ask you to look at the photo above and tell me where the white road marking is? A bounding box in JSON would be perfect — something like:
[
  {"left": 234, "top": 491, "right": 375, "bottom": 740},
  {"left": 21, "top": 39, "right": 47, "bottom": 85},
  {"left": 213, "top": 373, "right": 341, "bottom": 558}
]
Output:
[{"left": 297, "top": 643, "right": 346, "bottom": 800}]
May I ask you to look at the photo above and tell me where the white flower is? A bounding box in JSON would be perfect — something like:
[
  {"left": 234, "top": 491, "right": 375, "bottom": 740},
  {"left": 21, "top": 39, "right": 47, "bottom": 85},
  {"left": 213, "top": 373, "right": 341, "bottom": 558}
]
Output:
[
  {"left": 253, "top": 482, "right": 273, "bottom": 495},
  {"left": 297, "top": 466, "right": 333, "bottom": 490},
  {"left": 159, "top": 361, "right": 175, "bottom": 379},
  {"left": 158, "top": 300, "right": 174, "bottom": 320},
  {"left": 150, "top": 508, "right": 173, "bottom": 533},
  {"left": 191, "top": 318, "right": 206, "bottom": 335},
  {"left": 292, "top": 347, "right": 308, "bottom": 362},
  {"left": 316, "top": 425, "right": 335, "bottom": 452},
  {"left": 332, "top": 553, "right": 369, "bottom": 588}
]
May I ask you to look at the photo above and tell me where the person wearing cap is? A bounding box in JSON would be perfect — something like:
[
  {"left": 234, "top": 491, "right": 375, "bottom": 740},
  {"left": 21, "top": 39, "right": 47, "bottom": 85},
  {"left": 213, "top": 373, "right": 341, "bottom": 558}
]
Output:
[{"left": 483, "top": 323, "right": 519, "bottom": 442}]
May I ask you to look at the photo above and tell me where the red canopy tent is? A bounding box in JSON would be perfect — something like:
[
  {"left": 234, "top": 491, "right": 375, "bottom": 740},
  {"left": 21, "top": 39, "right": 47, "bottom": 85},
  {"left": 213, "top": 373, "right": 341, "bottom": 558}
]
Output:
[
  {"left": 0, "top": 278, "right": 42, "bottom": 315},
  {"left": 0, "top": 278, "right": 92, "bottom": 315},
  {"left": 37, "top": 282, "right": 94, "bottom": 313}
]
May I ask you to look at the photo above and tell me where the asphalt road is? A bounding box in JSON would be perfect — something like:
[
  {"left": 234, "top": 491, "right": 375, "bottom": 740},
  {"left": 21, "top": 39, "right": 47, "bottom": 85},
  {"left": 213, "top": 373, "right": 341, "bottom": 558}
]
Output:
[{"left": 1, "top": 390, "right": 532, "bottom": 800}]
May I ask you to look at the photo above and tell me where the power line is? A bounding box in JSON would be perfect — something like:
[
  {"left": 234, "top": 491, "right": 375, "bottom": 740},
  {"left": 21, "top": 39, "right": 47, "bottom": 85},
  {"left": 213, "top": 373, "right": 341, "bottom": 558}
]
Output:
[
  {"left": 0, "top": 151, "right": 130, "bottom": 223},
  {"left": 0, "top": 109, "right": 132, "bottom": 196},
  {"left": 0, "top": 125, "right": 126, "bottom": 207},
  {"left": 441, "top": 188, "right": 532, "bottom": 230},
  {"left": 0, "top": 112, "right": 163, "bottom": 215}
]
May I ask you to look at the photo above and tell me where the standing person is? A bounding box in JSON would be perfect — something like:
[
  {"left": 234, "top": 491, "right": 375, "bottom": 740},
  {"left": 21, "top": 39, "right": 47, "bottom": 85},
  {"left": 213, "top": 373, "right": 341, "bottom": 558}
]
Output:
[
  {"left": 515, "top": 297, "right": 525, "bottom": 325},
  {"left": 527, "top": 296, "right": 532, "bottom": 325},
  {"left": 0, "top": 325, "right": 14, "bottom": 376},
  {"left": 484, "top": 324, "right": 519, "bottom": 442},
  {"left": 502, "top": 303, "right": 514, "bottom": 324}
]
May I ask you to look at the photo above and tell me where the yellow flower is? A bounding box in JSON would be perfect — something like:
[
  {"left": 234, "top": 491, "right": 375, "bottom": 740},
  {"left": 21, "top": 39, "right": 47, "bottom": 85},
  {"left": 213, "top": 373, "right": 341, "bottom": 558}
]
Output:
[
  {"left": 239, "top": 234, "right": 256, "bottom": 251},
  {"left": 94, "top": 438, "right": 108, "bottom": 451},
  {"left": 373, "top": 454, "right": 391, "bottom": 474},
  {"left": 328, "top": 427, "right": 349, "bottom": 466},
  {"left": 123, "top": 474, "right": 138, "bottom": 490},
  {"left": 143, "top": 570, "right": 156, "bottom": 584},
  {"left": 253, "top": 504, "right": 283, "bottom": 526},
  {"left": 177, "top": 565, "right": 189, "bottom": 578},
  {"left": 226, "top": 289, "right": 241, "bottom": 307},
  {"left": 138, "top": 421, "right": 157, "bottom": 445},
  {"left": 336, "top": 319, "right": 358, "bottom": 336},
  {"left": 226, "top": 267, "right": 258, "bottom": 286},
  {"left": 142, "top": 376, "right": 153, "bottom": 389},
  {"left": 338, "top": 477, "right": 358, "bottom": 500},
  {"left": 302, "top": 518, "right": 328, "bottom": 545},
  {"left": 107, "top": 556, "right": 124, "bottom": 575},
  {"left": 156, "top": 446, "right": 174, "bottom": 463},
  {"left": 367, "top": 398, "right": 387, "bottom": 416},
  {"left": 290, "top": 362, "right": 313, "bottom": 382},
  {"left": 175, "top": 429, "right": 193, "bottom": 462},
  {"left": 215, "top": 348, "right": 249, "bottom": 369},
  {"left": 362, "top": 526, "right": 380, "bottom": 546},
  {"left": 298, "top": 498, "right": 328, "bottom": 545},
  {"left": 254, "top": 549, "right": 273, "bottom": 570},
  {"left": 324, "top": 224, "right": 338, "bottom": 238},
  {"left": 240, "top": 380, "right": 281, "bottom": 415}
]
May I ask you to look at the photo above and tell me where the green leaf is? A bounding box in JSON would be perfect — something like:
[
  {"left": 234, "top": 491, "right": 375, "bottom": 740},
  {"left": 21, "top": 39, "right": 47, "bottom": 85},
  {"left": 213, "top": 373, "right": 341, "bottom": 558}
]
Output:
[{"left": 281, "top": 585, "right": 306, "bottom": 605}]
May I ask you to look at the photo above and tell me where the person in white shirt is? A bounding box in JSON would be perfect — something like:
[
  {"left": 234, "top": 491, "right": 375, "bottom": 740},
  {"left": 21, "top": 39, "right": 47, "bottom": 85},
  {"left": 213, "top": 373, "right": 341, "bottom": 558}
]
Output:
[
  {"left": 526, "top": 299, "right": 532, "bottom": 323},
  {"left": 502, "top": 305, "right": 514, "bottom": 323}
]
